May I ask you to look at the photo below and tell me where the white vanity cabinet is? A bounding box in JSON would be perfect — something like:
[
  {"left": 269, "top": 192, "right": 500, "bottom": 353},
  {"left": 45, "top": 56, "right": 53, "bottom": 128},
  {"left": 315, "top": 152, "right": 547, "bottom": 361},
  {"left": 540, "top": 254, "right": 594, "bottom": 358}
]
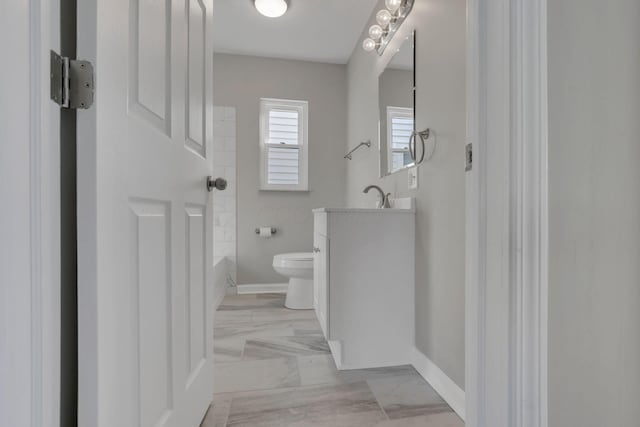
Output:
[{"left": 312, "top": 203, "right": 415, "bottom": 370}]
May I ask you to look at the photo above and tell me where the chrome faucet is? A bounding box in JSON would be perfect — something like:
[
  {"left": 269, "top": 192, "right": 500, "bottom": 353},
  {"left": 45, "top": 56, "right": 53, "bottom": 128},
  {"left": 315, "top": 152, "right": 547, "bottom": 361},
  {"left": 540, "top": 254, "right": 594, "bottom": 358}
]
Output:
[{"left": 363, "top": 185, "right": 391, "bottom": 209}]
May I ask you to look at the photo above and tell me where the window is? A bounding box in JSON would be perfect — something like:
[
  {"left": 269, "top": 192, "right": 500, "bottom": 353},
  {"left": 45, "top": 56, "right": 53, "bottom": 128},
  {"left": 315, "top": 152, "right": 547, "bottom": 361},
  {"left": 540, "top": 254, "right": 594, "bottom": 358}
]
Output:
[
  {"left": 259, "top": 98, "right": 309, "bottom": 191},
  {"left": 386, "top": 106, "right": 414, "bottom": 173}
]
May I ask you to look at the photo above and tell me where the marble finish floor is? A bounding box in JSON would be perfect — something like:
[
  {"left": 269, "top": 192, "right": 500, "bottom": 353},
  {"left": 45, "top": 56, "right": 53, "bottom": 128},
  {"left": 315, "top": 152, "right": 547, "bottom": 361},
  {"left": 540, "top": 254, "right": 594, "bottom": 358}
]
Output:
[{"left": 202, "top": 293, "right": 463, "bottom": 427}]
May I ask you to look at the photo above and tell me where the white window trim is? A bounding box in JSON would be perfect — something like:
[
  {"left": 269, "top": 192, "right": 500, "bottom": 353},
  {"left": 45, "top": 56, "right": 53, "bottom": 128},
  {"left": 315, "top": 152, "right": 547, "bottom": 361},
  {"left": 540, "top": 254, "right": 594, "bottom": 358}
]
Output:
[
  {"left": 386, "top": 106, "right": 414, "bottom": 173},
  {"left": 259, "top": 98, "right": 309, "bottom": 191}
]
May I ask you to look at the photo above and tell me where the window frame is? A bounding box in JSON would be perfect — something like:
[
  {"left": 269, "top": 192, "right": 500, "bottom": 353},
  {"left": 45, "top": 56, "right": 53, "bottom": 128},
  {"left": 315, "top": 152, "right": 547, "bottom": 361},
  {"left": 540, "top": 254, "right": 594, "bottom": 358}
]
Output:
[
  {"left": 386, "top": 106, "right": 415, "bottom": 173},
  {"left": 259, "top": 98, "right": 309, "bottom": 191}
]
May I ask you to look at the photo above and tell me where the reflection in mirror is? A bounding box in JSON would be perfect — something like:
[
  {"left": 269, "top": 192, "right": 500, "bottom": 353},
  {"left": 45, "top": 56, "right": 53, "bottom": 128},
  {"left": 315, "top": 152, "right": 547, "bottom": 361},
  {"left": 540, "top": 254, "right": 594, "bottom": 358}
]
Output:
[{"left": 379, "top": 31, "right": 415, "bottom": 176}]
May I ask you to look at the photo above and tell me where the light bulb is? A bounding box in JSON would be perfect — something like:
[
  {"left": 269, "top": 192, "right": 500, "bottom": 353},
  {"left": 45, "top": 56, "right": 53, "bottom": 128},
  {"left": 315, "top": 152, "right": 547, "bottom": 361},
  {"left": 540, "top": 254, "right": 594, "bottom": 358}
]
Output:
[
  {"left": 362, "top": 38, "right": 377, "bottom": 52},
  {"left": 368, "top": 24, "right": 384, "bottom": 40},
  {"left": 385, "top": 0, "right": 403, "bottom": 12},
  {"left": 376, "top": 9, "right": 393, "bottom": 27},
  {"left": 254, "top": 0, "right": 288, "bottom": 18}
]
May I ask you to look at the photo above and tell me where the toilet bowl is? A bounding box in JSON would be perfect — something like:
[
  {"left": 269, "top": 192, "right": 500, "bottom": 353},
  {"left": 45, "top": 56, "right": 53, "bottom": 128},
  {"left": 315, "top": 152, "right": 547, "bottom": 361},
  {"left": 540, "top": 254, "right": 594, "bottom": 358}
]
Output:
[{"left": 273, "top": 252, "right": 314, "bottom": 309}]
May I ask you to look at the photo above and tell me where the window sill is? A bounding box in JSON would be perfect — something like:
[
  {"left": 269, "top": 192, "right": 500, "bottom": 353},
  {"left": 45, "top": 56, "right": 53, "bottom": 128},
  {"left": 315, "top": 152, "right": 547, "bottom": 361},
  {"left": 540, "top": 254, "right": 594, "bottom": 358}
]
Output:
[{"left": 259, "top": 187, "right": 310, "bottom": 193}]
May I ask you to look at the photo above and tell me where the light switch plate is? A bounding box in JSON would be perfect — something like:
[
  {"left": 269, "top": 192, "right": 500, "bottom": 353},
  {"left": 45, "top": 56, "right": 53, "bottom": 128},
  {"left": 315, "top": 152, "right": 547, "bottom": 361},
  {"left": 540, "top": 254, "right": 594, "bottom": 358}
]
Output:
[{"left": 408, "top": 166, "right": 418, "bottom": 190}]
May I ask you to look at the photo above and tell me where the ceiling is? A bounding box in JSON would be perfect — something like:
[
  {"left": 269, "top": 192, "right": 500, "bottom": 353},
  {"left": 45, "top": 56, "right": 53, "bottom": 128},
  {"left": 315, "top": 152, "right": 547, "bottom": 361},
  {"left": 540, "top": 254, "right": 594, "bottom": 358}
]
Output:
[{"left": 213, "top": 0, "right": 380, "bottom": 64}]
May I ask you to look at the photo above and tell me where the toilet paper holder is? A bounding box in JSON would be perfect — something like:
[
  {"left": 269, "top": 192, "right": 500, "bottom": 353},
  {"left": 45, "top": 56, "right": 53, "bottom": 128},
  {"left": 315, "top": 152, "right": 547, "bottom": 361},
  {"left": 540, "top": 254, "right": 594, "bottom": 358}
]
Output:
[{"left": 255, "top": 227, "right": 277, "bottom": 235}]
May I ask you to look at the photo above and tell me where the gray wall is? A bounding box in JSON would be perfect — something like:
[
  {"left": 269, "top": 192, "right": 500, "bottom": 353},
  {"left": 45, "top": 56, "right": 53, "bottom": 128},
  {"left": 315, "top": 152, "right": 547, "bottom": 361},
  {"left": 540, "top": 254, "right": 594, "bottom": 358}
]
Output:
[
  {"left": 213, "top": 54, "right": 347, "bottom": 284},
  {"left": 548, "top": 1, "right": 640, "bottom": 426},
  {"left": 345, "top": 0, "right": 466, "bottom": 387}
]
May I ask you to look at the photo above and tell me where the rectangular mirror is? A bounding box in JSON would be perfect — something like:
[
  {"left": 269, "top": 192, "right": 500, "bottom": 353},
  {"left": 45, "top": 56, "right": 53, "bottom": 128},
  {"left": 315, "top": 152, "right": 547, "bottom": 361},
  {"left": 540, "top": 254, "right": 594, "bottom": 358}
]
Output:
[{"left": 378, "top": 31, "right": 415, "bottom": 176}]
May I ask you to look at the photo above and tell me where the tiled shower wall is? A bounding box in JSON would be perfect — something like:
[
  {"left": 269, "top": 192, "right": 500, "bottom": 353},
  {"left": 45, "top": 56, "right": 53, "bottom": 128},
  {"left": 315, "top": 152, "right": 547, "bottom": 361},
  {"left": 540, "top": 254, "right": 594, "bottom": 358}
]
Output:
[{"left": 213, "top": 106, "right": 237, "bottom": 293}]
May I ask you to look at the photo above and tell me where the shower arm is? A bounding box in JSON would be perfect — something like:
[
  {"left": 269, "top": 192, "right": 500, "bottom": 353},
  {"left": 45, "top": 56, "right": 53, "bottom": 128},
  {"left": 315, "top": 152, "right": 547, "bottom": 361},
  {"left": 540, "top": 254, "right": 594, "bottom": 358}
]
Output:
[{"left": 344, "top": 140, "right": 372, "bottom": 160}]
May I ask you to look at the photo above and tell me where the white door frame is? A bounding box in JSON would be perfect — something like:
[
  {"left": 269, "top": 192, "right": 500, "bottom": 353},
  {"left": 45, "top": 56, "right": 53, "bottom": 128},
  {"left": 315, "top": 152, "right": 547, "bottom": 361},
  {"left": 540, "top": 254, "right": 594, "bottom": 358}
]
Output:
[
  {"left": 0, "top": 0, "right": 61, "bottom": 426},
  {"left": 466, "top": 0, "right": 548, "bottom": 426},
  {"left": 5, "top": 0, "right": 550, "bottom": 424}
]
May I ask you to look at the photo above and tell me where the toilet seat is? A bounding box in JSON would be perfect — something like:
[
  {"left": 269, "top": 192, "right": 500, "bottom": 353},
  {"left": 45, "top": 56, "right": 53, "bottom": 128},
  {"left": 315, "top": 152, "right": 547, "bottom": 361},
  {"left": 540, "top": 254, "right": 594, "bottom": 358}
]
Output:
[{"left": 273, "top": 252, "right": 314, "bottom": 269}]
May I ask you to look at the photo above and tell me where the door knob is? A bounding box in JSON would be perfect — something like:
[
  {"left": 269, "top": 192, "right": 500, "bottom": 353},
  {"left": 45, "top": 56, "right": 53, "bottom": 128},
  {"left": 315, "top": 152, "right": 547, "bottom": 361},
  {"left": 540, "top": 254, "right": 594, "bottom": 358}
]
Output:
[{"left": 206, "top": 176, "right": 227, "bottom": 192}]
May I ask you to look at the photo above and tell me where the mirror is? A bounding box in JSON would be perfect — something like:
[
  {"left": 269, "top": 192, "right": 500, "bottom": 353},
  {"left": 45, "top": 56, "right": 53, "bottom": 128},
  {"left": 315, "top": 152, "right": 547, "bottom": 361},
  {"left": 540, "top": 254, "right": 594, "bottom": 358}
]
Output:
[{"left": 378, "top": 31, "right": 415, "bottom": 176}]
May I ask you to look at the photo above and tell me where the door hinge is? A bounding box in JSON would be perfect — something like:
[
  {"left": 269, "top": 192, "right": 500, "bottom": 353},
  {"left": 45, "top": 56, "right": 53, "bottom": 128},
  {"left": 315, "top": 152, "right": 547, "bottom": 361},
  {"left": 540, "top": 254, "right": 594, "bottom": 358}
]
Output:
[
  {"left": 465, "top": 143, "right": 473, "bottom": 172},
  {"left": 50, "top": 50, "right": 94, "bottom": 109}
]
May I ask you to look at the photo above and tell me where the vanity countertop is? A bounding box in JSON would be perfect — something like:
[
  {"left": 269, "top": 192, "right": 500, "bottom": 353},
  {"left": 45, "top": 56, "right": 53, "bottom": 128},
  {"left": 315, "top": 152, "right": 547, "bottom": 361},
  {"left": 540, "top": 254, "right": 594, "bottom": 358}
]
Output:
[
  {"left": 313, "top": 197, "right": 415, "bottom": 214},
  {"left": 312, "top": 207, "right": 415, "bottom": 214}
]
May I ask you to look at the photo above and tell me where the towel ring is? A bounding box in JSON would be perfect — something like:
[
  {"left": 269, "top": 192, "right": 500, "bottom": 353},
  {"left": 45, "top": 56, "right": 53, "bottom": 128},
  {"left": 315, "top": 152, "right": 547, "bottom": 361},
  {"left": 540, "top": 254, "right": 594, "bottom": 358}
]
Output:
[{"left": 409, "top": 128, "right": 431, "bottom": 165}]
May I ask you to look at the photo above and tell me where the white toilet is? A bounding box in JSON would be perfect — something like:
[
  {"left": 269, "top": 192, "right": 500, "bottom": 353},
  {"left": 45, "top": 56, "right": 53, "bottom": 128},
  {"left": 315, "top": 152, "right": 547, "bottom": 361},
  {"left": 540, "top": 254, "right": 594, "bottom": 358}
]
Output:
[{"left": 272, "top": 252, "right": 314, "bottom": 310}]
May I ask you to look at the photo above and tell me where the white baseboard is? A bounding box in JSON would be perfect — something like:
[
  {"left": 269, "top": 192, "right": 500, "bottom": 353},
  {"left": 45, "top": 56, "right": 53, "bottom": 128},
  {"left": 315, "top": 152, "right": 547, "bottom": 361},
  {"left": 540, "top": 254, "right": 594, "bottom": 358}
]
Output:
[
  {"left": 236, "top": 283, "right": 288, "bottom": 294},
  {"left": 329, "top": 340, "right": 412, "bottom": 371},
  {"left": 411, "top": 347, "right": 465, "bottom": 421}
]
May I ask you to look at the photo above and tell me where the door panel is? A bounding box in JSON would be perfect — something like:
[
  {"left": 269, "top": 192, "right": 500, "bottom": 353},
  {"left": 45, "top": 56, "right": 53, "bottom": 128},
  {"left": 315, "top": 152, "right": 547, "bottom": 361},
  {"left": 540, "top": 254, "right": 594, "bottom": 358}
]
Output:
[
  {"left": 77, "top": 0, "right": 215, "bottom": 425},
  {"left": 186, "top": 0, "right": 206, "bottom": 157},
  {"left": 129, "top": 0, "right": 172, "bottom": 133},
  {"left": 185, "top": 204, "right": 206, "bottom": 381},
  {"left": 129, "top": 200, "right": 174, "bottom": 427}
]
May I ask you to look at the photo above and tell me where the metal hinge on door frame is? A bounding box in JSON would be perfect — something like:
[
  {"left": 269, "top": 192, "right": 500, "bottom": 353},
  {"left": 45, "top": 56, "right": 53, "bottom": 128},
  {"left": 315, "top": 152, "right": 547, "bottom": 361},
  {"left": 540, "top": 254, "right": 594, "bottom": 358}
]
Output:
[
  {"left": 465, "top": 143, "right": 473, "bottom": 171},
  {"left": 50, "top": 50, "right": 94, "bottom": 109}
]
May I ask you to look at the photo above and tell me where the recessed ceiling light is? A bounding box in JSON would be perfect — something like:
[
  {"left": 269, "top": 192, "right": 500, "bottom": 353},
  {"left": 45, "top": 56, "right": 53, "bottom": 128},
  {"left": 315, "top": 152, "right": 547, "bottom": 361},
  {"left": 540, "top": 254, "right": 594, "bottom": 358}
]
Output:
[{"left": 254, "top": 0, "right": 289, "bottom": 18}]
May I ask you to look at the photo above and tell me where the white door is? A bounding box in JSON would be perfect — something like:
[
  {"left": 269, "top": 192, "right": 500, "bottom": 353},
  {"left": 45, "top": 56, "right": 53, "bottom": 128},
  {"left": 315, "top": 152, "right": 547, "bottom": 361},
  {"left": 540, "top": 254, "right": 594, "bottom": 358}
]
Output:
[{"left": 76, "top": 1, "right": 215, "bottom": 426}]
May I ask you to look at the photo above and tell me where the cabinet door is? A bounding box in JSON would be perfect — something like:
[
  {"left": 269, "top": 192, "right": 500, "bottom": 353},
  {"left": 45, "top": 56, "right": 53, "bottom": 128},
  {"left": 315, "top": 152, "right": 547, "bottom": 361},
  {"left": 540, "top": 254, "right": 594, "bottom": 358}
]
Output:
[
  {"left": 316, "top": 234, "right": 329, "bottom": 337},
  {"left": 313, "top": 232, "right": 320, "bottom": 310}
]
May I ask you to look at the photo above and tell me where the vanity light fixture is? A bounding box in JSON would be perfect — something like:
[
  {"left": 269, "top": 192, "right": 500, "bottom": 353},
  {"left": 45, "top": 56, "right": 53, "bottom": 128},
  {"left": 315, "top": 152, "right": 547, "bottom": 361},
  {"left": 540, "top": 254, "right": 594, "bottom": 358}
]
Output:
[
  {"left": 362, "top": 0, "right": 414, "bottom": 55},
  {"left": 254, "top": 0, "right": 289, "bottom": 18}
]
